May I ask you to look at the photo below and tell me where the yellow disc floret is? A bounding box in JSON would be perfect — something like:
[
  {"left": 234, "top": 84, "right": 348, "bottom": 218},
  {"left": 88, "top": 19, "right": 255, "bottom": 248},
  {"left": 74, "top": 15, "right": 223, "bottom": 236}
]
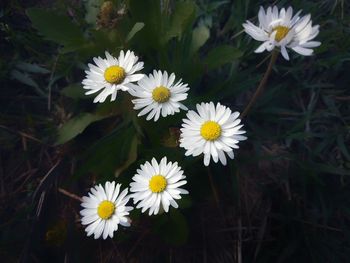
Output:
[
  {"left": 152, "top": 86, "right": 170, "bottom": 103},
  {"left": 149, "top": 175, "right": 167, "bottom": 193},
  {"left": 200, "top": 121, "right": 222, "bottom": 141},
  {"left": 97, "top": 200, "right": 115, "bottom": 220},
  {"left": 104, "top": 65, "right": 126, "bottom": 84},
  {"left": 272, "top": 26, "right": 290, "bottom": 42}
]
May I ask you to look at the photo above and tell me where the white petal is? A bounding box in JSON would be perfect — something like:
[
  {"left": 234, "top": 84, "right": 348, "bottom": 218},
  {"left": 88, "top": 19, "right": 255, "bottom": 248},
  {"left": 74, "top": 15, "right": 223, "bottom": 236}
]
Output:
[
  {"left": 292, "top": 46, "right": 314, "bottom": 56},
  {"left": 281, "top": 46, "right": 290, "bottom": 60}
]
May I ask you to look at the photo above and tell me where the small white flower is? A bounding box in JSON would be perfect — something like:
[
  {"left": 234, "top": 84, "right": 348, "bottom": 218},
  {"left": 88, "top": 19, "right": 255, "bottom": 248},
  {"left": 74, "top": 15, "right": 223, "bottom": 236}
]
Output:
[
  {"left": 180, "top": 102, "right": 247, "bottom": 166},
  {"left": 243, "top": 6, "right": 321, "bottom": 60},
  {"left": 82, "top": 50, "right": 144, "bottom": 103},
  {"left": 80, "top": 182, "right": 133, "bottom": 239},
  {"left": 130, "top": 157, "right": 188, "bottom": 215},
  {"left": 128, "top": 70, "right": 189, "bottom": 121}
]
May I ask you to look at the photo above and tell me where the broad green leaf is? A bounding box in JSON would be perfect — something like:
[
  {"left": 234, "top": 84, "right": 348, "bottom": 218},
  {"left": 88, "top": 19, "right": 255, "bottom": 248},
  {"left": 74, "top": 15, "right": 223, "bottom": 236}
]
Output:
[
  {"left": 77, "top": 123, "right": 136, "bottom": 178},
  {"left": 115, "top": 135, "right": 138, "bottom": 177},
  {"left": 162, "top": 1, "right": 196, "bottom": 43},
  {"left": 190, "top": 25, "right": 210, "bottom": 54},
  {"left": 204, "top": 45, "right": 243, "bottom": 70},
  {"left": 56, "top": 113, "right": 107, "bottom": 145},
  {"left": 126, "top": 22, "right": 145, "bottom": 42},
  {"left": 61, "top": 84, "right": 87, "bottom": 99},
  {"left": 26, "top": 8, "right": 85, "bottom": 51}
]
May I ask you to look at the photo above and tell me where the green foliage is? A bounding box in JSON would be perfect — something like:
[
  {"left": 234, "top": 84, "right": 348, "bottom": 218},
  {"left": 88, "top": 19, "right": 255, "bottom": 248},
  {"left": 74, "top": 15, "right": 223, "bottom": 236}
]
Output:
[
  {"left": 61, "top": 84, "right": 88, "bottom": 99},
  {"left": 10, "top": 62, "right": 50, "bottom": 97},
  {"left": 78, "top": 123, "right": 137, "bottom": 178},
  {"left": 204, "top": 45, "right": 243, "bottom": 70},
  {"left": 125, "top": 22, "right": 145, "bottom": 42},
  {"left": 56, "top": 113, "right": 107, "bottom": 144},
  {"left": 162, "top": 1, "right": 197, "bottom": 43},
  {"left": 26, "top": 8, "right": 85, "bottom": 52},
  {"left": 153, "top": 210, "right": 189, "bottom": 245},
  {"left": 191, "top": 25, "right": 210, "bottom": 54}
]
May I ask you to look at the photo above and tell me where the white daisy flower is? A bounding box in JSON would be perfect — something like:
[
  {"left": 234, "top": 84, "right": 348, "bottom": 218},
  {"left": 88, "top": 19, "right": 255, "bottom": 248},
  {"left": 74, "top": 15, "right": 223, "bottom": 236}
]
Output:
[
  {"left": 130, "top": 157, "right": 188, "bottom": 215},
  {"left": 179, "top": 102, "right": 247, "bottom": 166},
  {"left": 243, "top": 6, "right": 321, "bottom": 60},
  {"left": 128, "top": 70, "right": 189, "bottom": 121},
  {"left": 80, "top": 181, "right": 133, "bottom": 239},
  {"left": 82, "top": 50, "right": 144, "bottom": 103}
]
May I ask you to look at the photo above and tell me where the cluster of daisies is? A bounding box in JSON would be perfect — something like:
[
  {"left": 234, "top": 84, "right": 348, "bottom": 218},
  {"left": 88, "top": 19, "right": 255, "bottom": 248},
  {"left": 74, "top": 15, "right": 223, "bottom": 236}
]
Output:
[
  {"left": 81, "top": 157, "right": 187, "bottom": 239},
  {"left": 80, "top": 5, "right": 320, "bottom": 239},
  {"left": 82, "top": 50, "right": 247, "bottom": 167}
]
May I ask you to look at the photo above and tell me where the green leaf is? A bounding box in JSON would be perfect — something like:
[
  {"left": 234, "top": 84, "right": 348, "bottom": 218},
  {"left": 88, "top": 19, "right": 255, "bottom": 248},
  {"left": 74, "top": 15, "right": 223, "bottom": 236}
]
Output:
[
  {"left": 162, "top": 1, "right": 196, "bottom": 43},
  {"left": 203, "top": 45, "right": 243, "bottom": 70},
  {"left": 126, "top": 22, "right": 145, "bottom": 42},
  {"left": 61, "top": 84, "right": 87, "bottom": 99},
  {"left": 128, "top": 0, "right": 162, "bottom": 48},
  {"left": 56, "top": 113, "right": 107, "bottom": 145},
  {"left": 11, "top": 70, "right": 38, "bottom": 88},
  {"left": 306, "top": 162, "right": 350, "bottom": 176},
  {"left": 154, "top": 210, "right": 188, "bottom": 245},
  {"left": 10, "top": 69, "right": 46, "bottom": 97},
  {"left": 16, "top": 62, "right": 50, "bottom": 74},
  {"left": 77, "top": 123, "right": 136, "bottom": 178},
  {"left": 26, "top": 8, "right": 85, "bottom": 51},
  {"left": 190, "top": 25, "right": 210, "bottom": 54},
  {"left": 115, "top": 135, "right": 138, "bottom": 177},
  {"left": 207, "top": 0, "right": 229, "bottom": 11}
]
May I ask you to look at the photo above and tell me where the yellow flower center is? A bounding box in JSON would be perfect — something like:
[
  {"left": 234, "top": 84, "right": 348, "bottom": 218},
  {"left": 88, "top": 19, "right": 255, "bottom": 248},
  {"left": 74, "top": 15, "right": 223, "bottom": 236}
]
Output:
[
  {"left": 272, "top": 26, "right": 290, "bottom": 42},
  {"left": 149, "top": 175, "right": 167, "bottom": 193},
  {"left": 104, "top": 65, "right": 126, "bottom": 84},
  {"left": 152, "top": 86, "right": 170, "bottom": 103},
  {"left": 200, "top": 121, "right": 221, "bottom": 141},
  {"left": 97, "top": 200, "right": 115, "bottom": 220}
]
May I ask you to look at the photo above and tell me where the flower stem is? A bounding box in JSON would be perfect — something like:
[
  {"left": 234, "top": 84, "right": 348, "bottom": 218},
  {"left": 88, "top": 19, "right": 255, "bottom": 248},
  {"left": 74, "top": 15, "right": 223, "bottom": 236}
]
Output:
[{"left": 241, "top": 50, "right": 279, "bottom": 117}]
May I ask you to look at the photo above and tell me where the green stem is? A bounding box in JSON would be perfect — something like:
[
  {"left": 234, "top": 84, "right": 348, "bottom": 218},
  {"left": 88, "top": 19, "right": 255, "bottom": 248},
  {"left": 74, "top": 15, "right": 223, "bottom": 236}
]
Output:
[{"left": 241, "top": 50, "right": 279, "bottom": 118}]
